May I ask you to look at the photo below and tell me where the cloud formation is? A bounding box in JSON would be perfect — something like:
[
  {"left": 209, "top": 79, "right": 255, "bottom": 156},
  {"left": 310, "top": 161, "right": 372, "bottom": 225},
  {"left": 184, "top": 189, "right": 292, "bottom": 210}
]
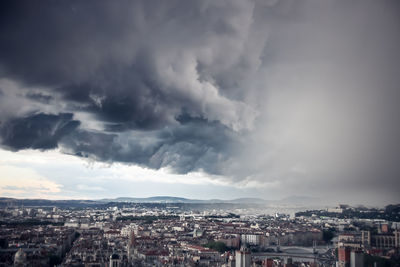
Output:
[
  {"left": 1, "top": 113, "right": 79, "bottom": 150},
  {"left": 0, "top": 0, "right": 399, "bottom": 203},
  {"left": 0, "top": 0, "right": 259, "bottom": 173}
]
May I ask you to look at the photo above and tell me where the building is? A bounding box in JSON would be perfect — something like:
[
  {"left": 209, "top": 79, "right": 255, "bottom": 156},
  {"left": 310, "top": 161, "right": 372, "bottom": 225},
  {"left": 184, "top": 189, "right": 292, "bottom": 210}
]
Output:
[
  {"left": 337, "top": 247, "right": 350, "bottom": 267},
  {"left": 350, "top": 251, "right": 364, "bottom": 267},
  {"left": 241, "top": 234, "right": 262, "bottom": 246},
  {"left": 13, "top": 249, "right": 27, "bottom": 267},
  {"left": 361, "top": 230, "right": 371, "bottom": 247},
  {"left": 372, "top": 231, "right": 400, "bottom": 249},
  {"left": 236, "top": 246, "right": 251, "bottom": 267},
  {"left": 109, "top": 253, "right": 121, "bottom": 267},
  {"left": 361, "top": 230, "right": 400, "bottom": 249}
]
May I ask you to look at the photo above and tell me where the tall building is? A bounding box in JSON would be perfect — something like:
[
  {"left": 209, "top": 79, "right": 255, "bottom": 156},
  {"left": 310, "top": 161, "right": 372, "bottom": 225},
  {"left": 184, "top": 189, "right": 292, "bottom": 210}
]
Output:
[
  {"left": 395, "top": 230, "right": 400, "bottom": 248},
  {"left": 236, "top": 246, "right": 251, "bottom": 267},
  {"left": 350, "top": 251, "right": 364, "bottom": 267},
  {"left": 337, "top": 247, "right": 350, "bottom": 267},
  {"left": 127, "top": 230, "right": 136, "bottom": 262},
  {"left": 361, "top": 231, "right": 371, "bottom": 247},
  {"left": 13, "top": 249, "right": 27, "bottom": 267}
]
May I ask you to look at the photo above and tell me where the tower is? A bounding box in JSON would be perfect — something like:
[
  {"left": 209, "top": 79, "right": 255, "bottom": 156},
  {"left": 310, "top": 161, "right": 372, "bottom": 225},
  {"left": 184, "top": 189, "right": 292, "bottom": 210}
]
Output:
[
  {"left": 236, "top": 246, "right": 251, "bottom": 267},
  {"left": 313, "top": 240, "right": 317, "bottom": 254},
  {"left": 14, "top": 249, "right": 27, "bottom": 267},
  {"left": 128, "top": 230, "right": 136, "bottom": 262},
  {"left": 350, "top": 251, "right": 364, "bottom": 267},
  {"left": 337, "top": 247, "right": 350, "bottom": 267}
]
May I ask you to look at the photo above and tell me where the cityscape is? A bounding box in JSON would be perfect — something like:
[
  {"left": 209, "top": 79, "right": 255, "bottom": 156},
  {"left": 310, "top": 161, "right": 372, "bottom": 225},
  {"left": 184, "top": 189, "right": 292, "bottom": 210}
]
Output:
[
  {"left": 1, "top": 0, "right": 400, "bottom": 266},
  {"left": 0, "top": 198, "right": 399, "bottom": 266}
]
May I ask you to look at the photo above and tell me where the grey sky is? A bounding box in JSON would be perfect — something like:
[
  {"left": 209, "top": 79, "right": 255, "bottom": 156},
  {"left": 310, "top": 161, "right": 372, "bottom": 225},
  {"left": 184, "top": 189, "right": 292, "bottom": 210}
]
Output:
[{"left": 0, "top": 0, "right": 399, "bottom": 205}]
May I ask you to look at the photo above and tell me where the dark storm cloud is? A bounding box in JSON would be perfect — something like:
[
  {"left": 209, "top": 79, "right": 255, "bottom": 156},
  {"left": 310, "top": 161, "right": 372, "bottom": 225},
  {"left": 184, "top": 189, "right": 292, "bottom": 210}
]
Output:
[
  {"left": 59, "top": 115, "right": 236, "bottom": 174},
  {"left": 148, "top": 116, "right": 236, "bottom": 174},
  {"left": 0, "top": 0, "right": 258, "bottom": 175},
  {"left": 0, "top": 113, "right": 80, "bottom": 150},
  {"left": 0, "top": 0, "right": 399, "bottom": 204},
  {"left": 0, "top": 0, "right": 258, "bottom": 128},
  {"left": 25, "top": 92, "right": 53, "bottom": 104}
]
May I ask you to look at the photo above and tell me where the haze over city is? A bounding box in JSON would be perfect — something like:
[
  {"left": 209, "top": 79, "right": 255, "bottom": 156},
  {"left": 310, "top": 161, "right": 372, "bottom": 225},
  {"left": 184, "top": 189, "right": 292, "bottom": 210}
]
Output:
[{"left": 0, "top": 0, "right": 400, "bottom": 206}]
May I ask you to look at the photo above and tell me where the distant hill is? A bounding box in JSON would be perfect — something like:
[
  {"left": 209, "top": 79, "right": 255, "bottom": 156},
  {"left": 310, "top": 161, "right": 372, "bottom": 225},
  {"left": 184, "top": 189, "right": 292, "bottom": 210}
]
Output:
[
  {"left": 0, "top": 197, "right": 99, "bottom": 208},
  {"left": 0, "top": 195, "right": 325, "bottom": 207},
  {"left": 97, "top": 196, "right": 315, "bottom": 205},
  {"left": 227, "top": 198, "right": 267, "bottom": 204},
  {"left": 98, "top": 196, "right": 269, "bottom": 204},
  {"left": 99, "top": 196, "right": 205, "bottom": 203}
]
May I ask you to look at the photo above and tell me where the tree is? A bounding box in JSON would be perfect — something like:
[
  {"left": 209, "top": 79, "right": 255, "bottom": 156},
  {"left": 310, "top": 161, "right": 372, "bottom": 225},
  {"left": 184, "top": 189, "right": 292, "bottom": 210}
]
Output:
[
  {"left": 203, "top": 241, "right": 228, "bottom": 253},
  {"left": 322, "top": 228, "right": 335, "bottom": 243}
]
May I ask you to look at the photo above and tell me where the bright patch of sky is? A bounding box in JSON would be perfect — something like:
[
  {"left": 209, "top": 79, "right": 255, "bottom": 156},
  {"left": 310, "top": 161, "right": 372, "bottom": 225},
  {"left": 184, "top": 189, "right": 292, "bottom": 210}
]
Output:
[{"left": 0, "top": 149, "right": 259, "bottom": 200}]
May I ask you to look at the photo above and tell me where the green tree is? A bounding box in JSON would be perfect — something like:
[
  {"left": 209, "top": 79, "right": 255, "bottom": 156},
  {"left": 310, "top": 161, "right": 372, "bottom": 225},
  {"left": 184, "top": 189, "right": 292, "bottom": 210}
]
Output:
[
  {"left": 203, "top": 241, "right": 228, "bottom": 253},
  {"left": 322, "top": 228, "right": 335, "bottom": 242}
]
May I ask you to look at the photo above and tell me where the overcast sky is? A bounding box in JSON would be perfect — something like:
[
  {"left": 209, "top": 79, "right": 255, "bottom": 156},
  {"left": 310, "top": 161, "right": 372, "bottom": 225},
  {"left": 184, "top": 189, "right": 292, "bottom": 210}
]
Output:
[{"left": 0, "top": 0, "right": 399, "bottom": 205}]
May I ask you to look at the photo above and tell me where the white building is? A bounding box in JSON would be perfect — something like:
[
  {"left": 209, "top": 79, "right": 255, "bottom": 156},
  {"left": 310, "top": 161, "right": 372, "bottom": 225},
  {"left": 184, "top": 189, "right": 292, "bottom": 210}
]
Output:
[
  {"left": 241, "top": 234, "right": 261, "bottom": 246},
  {"left": 236, "top": 247, "right": 251, "bottom": 267}
]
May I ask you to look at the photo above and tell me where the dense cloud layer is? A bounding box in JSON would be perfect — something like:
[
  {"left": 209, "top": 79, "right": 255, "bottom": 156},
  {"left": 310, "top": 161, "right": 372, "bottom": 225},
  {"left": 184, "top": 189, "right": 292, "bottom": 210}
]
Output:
[
  {"left": 0, "top": 0, "right": 399, "bottom": 203},
  {"left": 0, "top": 0, "right": 259, "bottom": 130},
  {"left": 0, "top": 113, "right": 79, "bottom": 150},
  {"left": 0, "top": 0, "right": 257, "bottom": 175}
]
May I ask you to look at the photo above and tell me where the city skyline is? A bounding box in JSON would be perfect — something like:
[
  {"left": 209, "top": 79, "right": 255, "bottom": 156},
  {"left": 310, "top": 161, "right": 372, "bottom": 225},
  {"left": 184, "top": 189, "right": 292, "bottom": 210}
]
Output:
[{"left": 1, "top": 0, "right": 400, "bottom": 205}]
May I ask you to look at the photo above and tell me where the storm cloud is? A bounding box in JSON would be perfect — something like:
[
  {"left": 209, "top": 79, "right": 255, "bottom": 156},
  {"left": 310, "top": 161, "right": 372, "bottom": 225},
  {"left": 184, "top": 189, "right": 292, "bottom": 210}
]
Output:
[
  {"left": 0, "top": 0, "right": 399, "bottom": 203},
  {"left": 0, "top": 113, "right": 79, "bottom": 150},
  {"left": 0, "top": 0, "right": 256, "bottom": 173}
]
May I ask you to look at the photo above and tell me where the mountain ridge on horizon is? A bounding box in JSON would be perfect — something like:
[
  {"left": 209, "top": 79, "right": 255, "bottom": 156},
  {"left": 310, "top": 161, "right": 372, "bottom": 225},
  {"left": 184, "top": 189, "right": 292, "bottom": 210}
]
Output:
[
  {"left": 97, "top": 195, "right": 320, "bottom": 205},
  {"left": 0, "top": 195, "right": 319, "bottom": 205},
  {"left": 0, "top": 196, "right": 394, "bottom": 208}
]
